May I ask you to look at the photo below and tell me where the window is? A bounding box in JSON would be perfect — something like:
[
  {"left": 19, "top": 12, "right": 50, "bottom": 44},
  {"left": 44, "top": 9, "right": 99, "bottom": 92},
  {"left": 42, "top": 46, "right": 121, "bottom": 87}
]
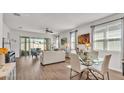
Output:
[
  {"left": 93, "top": 26, "right": 106, "bottom": 50},
  {"left": 70, "top": 31, "right": 76, "bottom": 50},
  {"left": 93, "top": 20, "right": 122, "bottom": 51}
]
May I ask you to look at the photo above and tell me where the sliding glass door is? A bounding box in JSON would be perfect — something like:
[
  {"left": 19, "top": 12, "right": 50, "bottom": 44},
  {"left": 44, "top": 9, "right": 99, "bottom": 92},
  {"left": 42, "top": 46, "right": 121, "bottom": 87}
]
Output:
[
  {"left": 20, "top": 37, "right": 51, "bottom": 56},
  {"left": 30, "top": 38, "right": 46, "bottom": 50},
  {"left": 20, "top": 37, "right": 30, "bottom": 56}
]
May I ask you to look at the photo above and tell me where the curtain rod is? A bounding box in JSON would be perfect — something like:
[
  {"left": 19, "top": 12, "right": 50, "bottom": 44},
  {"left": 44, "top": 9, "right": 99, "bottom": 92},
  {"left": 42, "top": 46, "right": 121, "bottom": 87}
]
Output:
[
  {"left": 70, "top": 30, "right": 78, "bottom": 33},
  {"left": 90, "top": 17, "right": 124, "bottom": 28}
]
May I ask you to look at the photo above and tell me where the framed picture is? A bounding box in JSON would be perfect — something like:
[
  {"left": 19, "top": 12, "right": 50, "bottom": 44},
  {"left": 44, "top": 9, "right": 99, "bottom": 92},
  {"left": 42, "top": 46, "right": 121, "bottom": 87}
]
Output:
[
  {"left": 78, "top": 33, "right": 90, "bottom": 44},
  {"left": 61, "top": 38, "right": 67, "bottom": 45}
]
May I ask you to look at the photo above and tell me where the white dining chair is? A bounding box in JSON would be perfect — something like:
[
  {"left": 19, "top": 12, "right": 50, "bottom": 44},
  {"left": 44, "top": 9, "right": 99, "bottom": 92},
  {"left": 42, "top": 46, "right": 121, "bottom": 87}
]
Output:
[
  {"left": 90, "top": 50, "right": 99, "bottom": 60},
  {"left": 69, "top": 53, "right": 87, "bottom": 80},
  {"left": 91, "top": 54, "right": 111, "bottom": 80}
]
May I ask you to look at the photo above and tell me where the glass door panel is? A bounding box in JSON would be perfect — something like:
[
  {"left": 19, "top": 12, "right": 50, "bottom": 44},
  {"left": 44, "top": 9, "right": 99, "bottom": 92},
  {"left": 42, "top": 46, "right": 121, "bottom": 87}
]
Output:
[
  {"left": 20, "top": 37, "right": 30, "bottom": 56},
  {"left": 20, "top": 37, "right": 51, "bottom": 56}
]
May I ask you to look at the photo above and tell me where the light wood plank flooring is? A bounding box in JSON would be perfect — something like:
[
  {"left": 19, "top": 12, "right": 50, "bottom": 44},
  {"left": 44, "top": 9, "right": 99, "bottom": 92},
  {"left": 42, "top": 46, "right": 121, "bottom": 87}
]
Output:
[{"left": 16, "top": 56, "right": 124, "bottom": 80}]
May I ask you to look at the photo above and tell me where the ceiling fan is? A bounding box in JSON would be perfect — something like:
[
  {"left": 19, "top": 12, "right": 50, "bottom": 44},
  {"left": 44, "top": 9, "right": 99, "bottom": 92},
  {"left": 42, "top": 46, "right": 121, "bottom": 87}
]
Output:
[
  {"left": 45, "top": 28, "right": 53, "bottom": 33},
  {"left": 13, "top": 13, "right": 21, "bottom": 16}
]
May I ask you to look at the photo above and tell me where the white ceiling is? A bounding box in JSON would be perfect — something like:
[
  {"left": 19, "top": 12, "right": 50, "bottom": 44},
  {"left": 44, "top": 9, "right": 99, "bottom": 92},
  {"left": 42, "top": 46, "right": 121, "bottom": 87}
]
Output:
[{"left": 4, "top": 13, "right": 113, "bottom": 33}]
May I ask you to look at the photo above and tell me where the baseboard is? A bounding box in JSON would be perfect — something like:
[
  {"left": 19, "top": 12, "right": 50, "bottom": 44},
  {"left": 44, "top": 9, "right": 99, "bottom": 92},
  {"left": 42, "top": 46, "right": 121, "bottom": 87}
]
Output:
[{"left": 109, "top": 68, "right": 122, "bottom": 73}]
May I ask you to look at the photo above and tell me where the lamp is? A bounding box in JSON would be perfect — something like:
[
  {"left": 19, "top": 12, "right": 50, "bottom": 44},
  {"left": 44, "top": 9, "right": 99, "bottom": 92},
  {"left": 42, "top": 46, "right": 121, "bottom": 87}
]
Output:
[
  {"left": 85, "top": 43, "right": 90, "bottom": 50},
  {"left": 64, "top": 43, "right": 69, "bottom": 55}
]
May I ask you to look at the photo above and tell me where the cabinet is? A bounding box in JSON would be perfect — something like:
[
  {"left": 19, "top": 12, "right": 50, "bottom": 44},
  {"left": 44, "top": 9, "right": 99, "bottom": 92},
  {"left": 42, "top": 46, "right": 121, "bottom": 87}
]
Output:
[{"left": 0, "top": 63, "right": 16, "bottom": 80}]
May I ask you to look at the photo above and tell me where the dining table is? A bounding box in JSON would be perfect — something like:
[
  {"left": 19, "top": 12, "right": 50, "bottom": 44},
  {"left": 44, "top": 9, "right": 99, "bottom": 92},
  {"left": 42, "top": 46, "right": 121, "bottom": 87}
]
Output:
[{"left": 79, "top": 55, "right": 104, "bottom": 80}]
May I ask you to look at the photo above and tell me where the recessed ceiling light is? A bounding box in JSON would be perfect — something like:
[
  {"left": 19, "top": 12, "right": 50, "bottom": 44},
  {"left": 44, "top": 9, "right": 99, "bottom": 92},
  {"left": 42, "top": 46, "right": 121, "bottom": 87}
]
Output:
[{"left": 18, "top": 26, "right": 23, "bottom": 29}]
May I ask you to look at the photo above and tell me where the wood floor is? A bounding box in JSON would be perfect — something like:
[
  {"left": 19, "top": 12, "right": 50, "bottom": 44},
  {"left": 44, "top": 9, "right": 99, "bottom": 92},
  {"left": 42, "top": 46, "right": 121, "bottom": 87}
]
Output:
[{"left": 16, "top": 56, "right": 124, "bottom": 80}]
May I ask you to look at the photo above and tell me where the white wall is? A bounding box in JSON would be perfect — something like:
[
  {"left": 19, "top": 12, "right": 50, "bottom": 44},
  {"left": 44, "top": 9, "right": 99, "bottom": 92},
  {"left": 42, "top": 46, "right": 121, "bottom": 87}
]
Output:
[
  {"left": 3, "top": 23, "right": 10, "bottom": 38},
  {"left": 77, "top": 24, "right": 91, "bottom": 49},
  {"left": 59, "top": 30, "right": 70, "bottom": 49},
  {"left": 2, "top": 23, "right": 11, "bottom": 49},
  {"left": 59, "top": 14, "right": 124, "bottom": 72},
  {"left": 0, "top": 14, "right": 10, "bottom": 48},
  {"left": 98, "top": 51, "right": 121, "bottom": 72},
  {"left": 0, "top": 13, "right": 3, "bottom": 47},
  {"left": 10, "top": 29, "right": 54, "bottom": 57}
]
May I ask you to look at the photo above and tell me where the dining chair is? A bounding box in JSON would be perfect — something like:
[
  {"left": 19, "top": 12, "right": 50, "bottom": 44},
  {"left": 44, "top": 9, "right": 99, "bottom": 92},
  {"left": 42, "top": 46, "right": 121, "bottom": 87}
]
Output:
[
  {"left": 90, "top": 50, "right": 99, "bottom": 60},
  {"left": 75, "top": 47, "right": 80, "bottom": 54},
  {"left": 69, "top": 53, "right": 87, "bottom": 80},
  {"left": 91, "top": 54, "right": 111, "bottom": 80}
]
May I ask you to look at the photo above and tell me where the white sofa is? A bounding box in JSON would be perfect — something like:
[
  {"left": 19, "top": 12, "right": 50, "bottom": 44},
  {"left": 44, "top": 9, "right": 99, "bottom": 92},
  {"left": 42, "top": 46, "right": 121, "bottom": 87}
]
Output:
[{"left": 40, "top": 51, "right": 65, "bottom": 65}]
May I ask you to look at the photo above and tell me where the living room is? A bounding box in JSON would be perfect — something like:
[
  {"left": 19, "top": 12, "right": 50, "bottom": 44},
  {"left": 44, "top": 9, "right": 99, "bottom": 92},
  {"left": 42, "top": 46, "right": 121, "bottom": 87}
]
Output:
[{"left": 0, "top": 13, "right": 124, "bottom": 80}]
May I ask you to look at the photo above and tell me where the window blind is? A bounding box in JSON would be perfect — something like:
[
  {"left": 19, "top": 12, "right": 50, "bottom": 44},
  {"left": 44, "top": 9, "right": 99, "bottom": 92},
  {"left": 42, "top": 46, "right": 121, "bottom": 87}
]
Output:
[{"left": 93, "top": 20, "right": 122, "bottom": 51}]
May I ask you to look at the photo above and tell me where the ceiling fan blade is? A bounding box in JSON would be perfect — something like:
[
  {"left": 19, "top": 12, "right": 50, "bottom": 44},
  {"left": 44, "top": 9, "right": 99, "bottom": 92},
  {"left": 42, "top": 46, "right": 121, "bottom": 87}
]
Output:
[
  {"left": 48, "top": 30, "right": 53, "bottom": 33},
  {"left": 45, "top": 28, "right": 53, "bottom": 33}
]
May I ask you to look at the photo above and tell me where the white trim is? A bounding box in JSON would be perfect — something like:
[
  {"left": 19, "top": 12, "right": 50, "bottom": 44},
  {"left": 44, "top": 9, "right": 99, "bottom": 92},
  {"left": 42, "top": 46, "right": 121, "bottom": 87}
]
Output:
[{"left": 110, "top": 67, "right": 122, "bottom": 72}]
